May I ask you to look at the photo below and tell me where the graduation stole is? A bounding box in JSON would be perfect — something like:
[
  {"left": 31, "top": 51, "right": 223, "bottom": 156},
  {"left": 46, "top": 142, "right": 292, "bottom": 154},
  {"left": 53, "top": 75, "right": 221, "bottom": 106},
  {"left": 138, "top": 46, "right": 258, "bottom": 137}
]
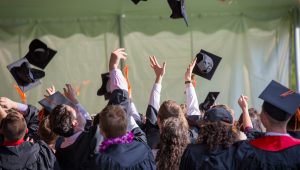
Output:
[
  {"left": 250, "top": 135, "right": 300, "bottom": 151},
  {"left": 99, "top": 132, "right": 134, "bottom": 153}
]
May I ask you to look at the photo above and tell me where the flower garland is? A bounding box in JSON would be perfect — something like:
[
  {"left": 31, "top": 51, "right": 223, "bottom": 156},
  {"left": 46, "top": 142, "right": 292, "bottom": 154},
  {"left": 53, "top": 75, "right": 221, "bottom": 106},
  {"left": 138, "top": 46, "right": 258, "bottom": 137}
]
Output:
[{"left": 99, "top": 132, "right": 134, "bottom": 153}]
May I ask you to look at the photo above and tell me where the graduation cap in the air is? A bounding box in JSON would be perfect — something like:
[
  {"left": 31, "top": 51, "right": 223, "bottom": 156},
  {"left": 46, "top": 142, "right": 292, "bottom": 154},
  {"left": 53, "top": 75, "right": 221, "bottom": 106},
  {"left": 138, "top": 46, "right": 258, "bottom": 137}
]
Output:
[
  {"left": 7, "top": 58, "right": 45, "bottom": 92},
  {"left": 97, "top": 72, "right": 111, "bottom": 100},
  {"left": 259, "top": 80, "right": 300, "bottom": 121},
  {"left": 39, "top": 91, "right": 75, "bottom": 113},
  {"left": 167, "top": 0, "right": 188, "bottom": 26},
  {"left": 192, "top": 49, "right": 222, "bottom": 80},
  {"left": 25, "top": 39, "right": 57, "bottom": 70},
  {"left": 131, "top": 0, "right": 147, "bottom": 5},
  {"left": 199, "top": 92, "right": 220, "bottom": 111}
]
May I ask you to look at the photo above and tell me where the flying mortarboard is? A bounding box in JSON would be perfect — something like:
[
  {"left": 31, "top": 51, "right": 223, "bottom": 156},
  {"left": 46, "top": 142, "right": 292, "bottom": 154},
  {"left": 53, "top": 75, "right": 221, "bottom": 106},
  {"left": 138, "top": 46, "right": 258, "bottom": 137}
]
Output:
[
  {"left": 259, "top": 80, "right": 300, "bottom": 121},
  {"left": 167, "top": 0, "right": 188, "bottom": 26},
  {"left": 39, "top": 91, "right": 75, "bottom": 113},
  {"left": 97, "top": 72, "right": 111, "bottom": 100},
  {"left": 7, "top": 58, "right": 45, "bottom": 92},
  {"left": 25, "top": 39, "right": 57, "bottom": 70},
  {"left": 192, "top": 49, "right": 222, "bottom": 80},
  {"left": 199, "top": 92, "right": 220, "bottom": 111}
]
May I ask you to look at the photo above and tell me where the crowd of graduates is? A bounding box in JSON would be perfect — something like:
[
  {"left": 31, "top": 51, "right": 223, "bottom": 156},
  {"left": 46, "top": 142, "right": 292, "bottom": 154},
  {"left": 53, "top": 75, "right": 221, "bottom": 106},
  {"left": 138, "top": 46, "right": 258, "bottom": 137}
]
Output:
[{"left": 0, "top": 44, "right": 300, "bottom": 170}]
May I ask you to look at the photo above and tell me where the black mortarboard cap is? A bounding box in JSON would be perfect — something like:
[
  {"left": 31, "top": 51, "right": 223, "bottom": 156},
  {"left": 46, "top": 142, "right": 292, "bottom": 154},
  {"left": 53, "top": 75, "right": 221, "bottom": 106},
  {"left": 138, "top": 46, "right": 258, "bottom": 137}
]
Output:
[
  {"left": 25, "top": 39, "right": 57, "bottom": 69},
  {"left": 7, "top": 58, "right": 45, "bottom": 92},
  {"left": 259, "top": 80, "right": 300, "bottom": 121},
  {"left": 203, "top": 107, "right": 233, "bottom": 124},
  {"left": 199, "top": 92, "right": 220, "bottom": 111},
  {"left": 167, "top": 0, "right": 188, "bottom": 26},
  {"left": 131, "top": 0, "right": 147, "bottom": 5},
  {"left": 39, "top": 91, "right": 75, "bottom": 113},
  {"left": 192, "top": 49, "right": 222, "bottom": 80},
  {"left": 97, "top": 72, "right": 111, "bottom": 100}
]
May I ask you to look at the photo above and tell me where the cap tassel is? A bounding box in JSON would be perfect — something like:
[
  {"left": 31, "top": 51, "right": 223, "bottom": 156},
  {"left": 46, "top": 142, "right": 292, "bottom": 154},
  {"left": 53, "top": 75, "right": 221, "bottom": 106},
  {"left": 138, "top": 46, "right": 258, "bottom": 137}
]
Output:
[
  {"left": 123, "top": 65, "right": 132, "bottom": 96},
  {"left": 13, "top": 84, "right": 27, "bottom": 104},
  {"left": 295, "top": 108, "right": 300, "bottom": 131}
]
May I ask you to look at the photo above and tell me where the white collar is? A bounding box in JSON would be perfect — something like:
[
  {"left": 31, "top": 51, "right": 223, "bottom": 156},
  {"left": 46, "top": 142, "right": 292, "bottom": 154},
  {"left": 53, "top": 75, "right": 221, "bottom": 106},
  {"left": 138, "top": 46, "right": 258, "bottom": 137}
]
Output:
[{"left": 265, "top": 132, "right": 290, "bottom": 137}]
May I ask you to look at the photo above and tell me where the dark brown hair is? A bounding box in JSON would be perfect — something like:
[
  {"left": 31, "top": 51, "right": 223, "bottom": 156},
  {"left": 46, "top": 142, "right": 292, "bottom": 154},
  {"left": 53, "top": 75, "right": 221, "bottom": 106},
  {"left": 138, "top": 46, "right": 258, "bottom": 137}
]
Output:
[
  {"left": 38, "top": 116, "right": 58, "bottom": 145},
  {"left": 156, "top": 117, "right": 190, "bottom": 170},
  {"left": 99, "top": 105, "right": 127, "bottom": 138},
  {"left": 1, "top": 109, "right": 27, "bottom": 141}
]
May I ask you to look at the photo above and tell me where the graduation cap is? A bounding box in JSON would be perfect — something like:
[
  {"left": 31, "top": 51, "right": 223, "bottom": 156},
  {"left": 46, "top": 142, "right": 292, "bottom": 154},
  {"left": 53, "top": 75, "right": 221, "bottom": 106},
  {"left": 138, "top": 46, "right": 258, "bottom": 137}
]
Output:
[
  {"left": 97, "top": 72, "right": 111, "bottom": 100},
  {"left": 25, "top": 39, "right": 57, "bottom": 70},
  {"left": 167, "top": 0, "right": 188, "bottom": 26},
  {"left": 7, "top": 58, "right": 45, "bottom": 92},
  {"left": 39, "top": 91, "right": 75, "bottom": 113},
  {"left": 199, "top": 92, "right": 220, "bottom": 111},
  {"left": 131, "top": 0, "right": 147, "bottom": 5},
  {"left": 192, "top": 49, "right": 222, "bottom": 80},
  {"left": 259, "top": 80, "right": 300, "bottom": 121},
  {"left": 203, "top": 107, "right": 233, "bottom": 124}
]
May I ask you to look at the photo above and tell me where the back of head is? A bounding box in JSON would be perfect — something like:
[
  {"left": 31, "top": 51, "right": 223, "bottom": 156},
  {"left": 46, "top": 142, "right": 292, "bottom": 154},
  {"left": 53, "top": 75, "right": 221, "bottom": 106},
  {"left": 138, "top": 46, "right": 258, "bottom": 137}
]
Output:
[
  {"left": 38, "top": 116, "right": 58, "bottom": 145},
  {"left": 49, "top": 104, "right": 75, "bottom": 137},
  {"left": 1, "top": 109, "right": 27, "bottom": 141},
  {"left": 156, "top": 117, "right": 190, "bottom": 170},
  {"left": 158, "top": 100, "right": 183, "bottom": 124},
  {"left": 197, "top": 104, "right": 238, "bottom": 151},
  {"left": 99, "top": 105, "right": 127, "bottom": 138}
]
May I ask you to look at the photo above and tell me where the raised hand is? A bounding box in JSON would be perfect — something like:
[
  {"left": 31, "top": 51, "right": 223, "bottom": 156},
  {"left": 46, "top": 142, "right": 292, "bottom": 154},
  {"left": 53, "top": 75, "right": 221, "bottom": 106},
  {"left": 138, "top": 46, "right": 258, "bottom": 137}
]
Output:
[
  {"left": 149, "top": 56, "right": 166, "bottom": 84},
  {"left": 0, "top": 97, "right": 17, "bottom": 111},
  {"left": 109, "top": 48, "right": 127, "bottom": 71},
  {"left": 63, "top": 84, "right": 79, "bottom": 104},
  {"left": 45, "top": 85, "right": 56, "bottom": 97},
  {"left": 238, "top": 95, "right": 249, "bottom": 111},
  {"left": 185, "top": 58, "right": 197, "bottom": 82}
]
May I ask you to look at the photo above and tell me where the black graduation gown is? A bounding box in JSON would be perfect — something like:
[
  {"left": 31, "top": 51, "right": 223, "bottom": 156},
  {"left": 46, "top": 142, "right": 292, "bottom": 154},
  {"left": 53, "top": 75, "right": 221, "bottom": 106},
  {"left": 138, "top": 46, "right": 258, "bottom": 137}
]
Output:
[
  {"left": 89, "top": 140, "right": 156, "bottom": 170},
  {"left": 234, "top": 135, "right": 300, "bottom": 170},
  {"left": 55, "top": 125, "right": 103, "bottom": 170},
  {"left": 0, "top": 141, "right": 60, "bottom": 170},
  {"left": 179, "top": 144, "right": 236, "bottom": 170}
]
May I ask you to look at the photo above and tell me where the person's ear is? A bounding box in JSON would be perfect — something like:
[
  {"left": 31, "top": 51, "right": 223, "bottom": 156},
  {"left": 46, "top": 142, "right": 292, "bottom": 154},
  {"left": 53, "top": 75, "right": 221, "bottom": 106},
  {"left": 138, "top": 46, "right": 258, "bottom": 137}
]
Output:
[
  {"left": 26, "top": 128, "right": 29, "bottom": 134},
  {"left": 100, "top": 129, "right": 107, "bottom": 138}
]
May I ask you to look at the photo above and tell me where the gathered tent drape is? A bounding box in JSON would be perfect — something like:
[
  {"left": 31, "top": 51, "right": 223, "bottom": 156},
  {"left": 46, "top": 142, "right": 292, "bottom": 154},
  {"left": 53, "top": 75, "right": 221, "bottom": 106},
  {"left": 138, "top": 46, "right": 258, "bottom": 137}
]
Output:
[{"left": 0, "top": 11, "right": 293, "bottom": 117}]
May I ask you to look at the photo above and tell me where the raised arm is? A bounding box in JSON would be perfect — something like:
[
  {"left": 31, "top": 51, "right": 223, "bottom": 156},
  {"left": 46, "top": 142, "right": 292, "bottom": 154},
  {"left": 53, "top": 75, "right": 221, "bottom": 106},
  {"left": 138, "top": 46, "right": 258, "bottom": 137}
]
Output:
[
  {"left": 184, "top": 58, "right": 201, "bottom": 116},
  {"left": 238, "top": 95, "right": 253, "bottom": 130}
]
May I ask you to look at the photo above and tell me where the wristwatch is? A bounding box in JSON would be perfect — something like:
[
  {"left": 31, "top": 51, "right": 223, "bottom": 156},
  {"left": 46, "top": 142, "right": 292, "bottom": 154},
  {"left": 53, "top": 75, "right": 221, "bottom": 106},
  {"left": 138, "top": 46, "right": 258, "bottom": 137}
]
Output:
[{"left": 185, "top": 80, "right": 191, "bottom": 84}]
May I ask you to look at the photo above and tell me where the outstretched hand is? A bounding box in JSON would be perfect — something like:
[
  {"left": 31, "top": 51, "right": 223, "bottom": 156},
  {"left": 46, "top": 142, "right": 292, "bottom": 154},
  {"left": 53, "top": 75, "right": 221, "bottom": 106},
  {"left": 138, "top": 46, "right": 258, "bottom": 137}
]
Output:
[
  {"left": 149, "top": 56, "right": 166, "bottom": 84},
  {"left": 238, "top": 95, "right": 249, "bottom": 111},
  {"left": 185, "top": 57, "right": 197, "bottom": 82},
  {"left": 109, "top": 48, "right": 127, "bottom": 71},
  {"left": 45, "top": 85, "right": 56, "bottom": 97},
  {"left": 64, "top": 84, "right": 79, "bottom": 104},
  {"left": 0, "top": 97, "right": 17, "bottom": 111}
]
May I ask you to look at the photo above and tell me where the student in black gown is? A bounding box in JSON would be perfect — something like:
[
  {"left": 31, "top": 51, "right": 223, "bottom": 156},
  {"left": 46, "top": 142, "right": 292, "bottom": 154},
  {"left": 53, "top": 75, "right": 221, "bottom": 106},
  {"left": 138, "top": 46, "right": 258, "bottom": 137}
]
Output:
[
  {"left": 156, "top": 117, "right": 190, "bottom": 170},
  {"left": 180, "top": 104, "right": 238, "bottom": 170},
  {"left": 0, "top": 108, "right": 60, "bottom": 170},
  {"left": 89, "top": 105, "right": 156, "bottom": 170},
  {"left": 233, "top": 80, "right": 300, "bottom": 169}
]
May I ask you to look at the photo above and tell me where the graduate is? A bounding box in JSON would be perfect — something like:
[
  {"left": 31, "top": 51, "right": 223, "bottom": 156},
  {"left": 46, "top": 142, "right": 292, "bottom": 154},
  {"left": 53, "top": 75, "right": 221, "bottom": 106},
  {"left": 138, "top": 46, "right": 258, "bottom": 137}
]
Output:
[
  {"left": 179, "top": 104, "right": 238, "bottom": 170},
  {"left": 0, "top": 107, "right": 60, "bottom": 170},
  {"left": 89, "top": 105, "right": 156, "bottom": 170},
  {"left": 234, "top": 80, "right": 300, "bottom": 169}
]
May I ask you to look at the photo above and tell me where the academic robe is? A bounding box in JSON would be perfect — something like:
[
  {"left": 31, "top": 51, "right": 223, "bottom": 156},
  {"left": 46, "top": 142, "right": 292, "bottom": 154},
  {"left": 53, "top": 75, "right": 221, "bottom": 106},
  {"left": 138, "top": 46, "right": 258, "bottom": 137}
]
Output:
[
  {"left": 288, "top": 130, "right": 300, "bottom": 139},
  {"left": 89, "top": 140, "right": 156, "bottom": 170},
  {"left": 0, "top": 141, "right": 60, "bottom": 170},
  {"left": 55, "top": 125, "right": 103, "bottom": 170},
  {"left": 234, "top": 135, "right": 300, "bottom": 170},
  {"left": 179, "top": 144, "right": 236, "bottom": 170}
]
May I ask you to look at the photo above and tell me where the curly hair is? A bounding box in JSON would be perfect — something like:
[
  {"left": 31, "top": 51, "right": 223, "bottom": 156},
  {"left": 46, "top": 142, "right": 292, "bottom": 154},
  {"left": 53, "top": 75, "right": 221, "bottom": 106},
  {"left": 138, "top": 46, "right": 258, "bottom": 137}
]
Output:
[
  {"left": 197, "top": 121, "right": 238, "bottom": 151},
  {"left": 156, "top": 117, "right": 190, "bottom": 170},
  {"left": 49, "top": 104, "right": 75, "bottom": 137}
]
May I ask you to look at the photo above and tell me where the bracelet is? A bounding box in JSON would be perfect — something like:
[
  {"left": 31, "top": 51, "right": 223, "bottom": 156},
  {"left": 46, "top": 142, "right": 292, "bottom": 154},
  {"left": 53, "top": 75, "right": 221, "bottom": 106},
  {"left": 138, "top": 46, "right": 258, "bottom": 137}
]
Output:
[{"left": 185, "top": 81, "right": 191, "bottom": 84}]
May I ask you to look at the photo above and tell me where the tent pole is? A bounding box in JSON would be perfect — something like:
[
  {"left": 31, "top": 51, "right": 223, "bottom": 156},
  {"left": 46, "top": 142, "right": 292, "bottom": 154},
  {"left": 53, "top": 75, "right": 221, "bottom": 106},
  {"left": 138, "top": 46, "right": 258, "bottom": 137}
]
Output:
[
  {"left": 118, "top": 14, "right": 126, "bottom": 70},
  {"left": 295, "top": 8, "right": 300, "bottom": 92}
]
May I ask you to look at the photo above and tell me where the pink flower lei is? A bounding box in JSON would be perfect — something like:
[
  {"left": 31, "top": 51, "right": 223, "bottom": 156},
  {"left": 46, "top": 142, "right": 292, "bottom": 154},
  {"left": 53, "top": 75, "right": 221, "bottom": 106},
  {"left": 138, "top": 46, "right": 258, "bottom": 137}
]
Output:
[{"left": 99, "top": 132, "right": 134, "bottom": 153}]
